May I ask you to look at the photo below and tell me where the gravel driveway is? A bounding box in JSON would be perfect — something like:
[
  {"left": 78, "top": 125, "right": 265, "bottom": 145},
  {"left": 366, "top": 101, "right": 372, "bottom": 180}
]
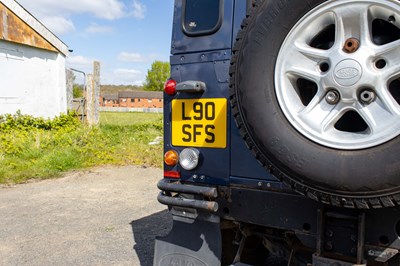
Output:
[{"left": 0, "top": 166, "right": 171, "bottom": 266}]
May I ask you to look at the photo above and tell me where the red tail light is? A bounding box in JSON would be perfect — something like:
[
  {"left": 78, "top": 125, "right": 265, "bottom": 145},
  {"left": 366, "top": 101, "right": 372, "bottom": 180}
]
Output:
[
  {"left": 164, "top": 79, "right": 177, "bottom": 95},
  {"left": 164, "top": 170, "right": 181, "bottom": 179}
]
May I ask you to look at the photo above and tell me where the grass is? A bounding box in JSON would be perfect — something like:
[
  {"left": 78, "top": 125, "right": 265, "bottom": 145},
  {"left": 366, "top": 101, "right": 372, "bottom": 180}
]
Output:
[
  {"left": 100, "top": 111, "right": 163, "bottom": 126},
  {"left": 0, "top": 112, "right": 163, "bottom": 184}
]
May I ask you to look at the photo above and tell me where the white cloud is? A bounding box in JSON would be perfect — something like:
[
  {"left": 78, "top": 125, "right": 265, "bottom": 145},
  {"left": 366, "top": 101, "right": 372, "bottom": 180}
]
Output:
[
  {"left": 17, "top": 0, "right": 147, "bottom": 39},
  {"left": 19, "top": 0, "right": 147, "bottom": 21},
  {"left": 132, "top": 0, "right": 146, "bottom": 19},
  {"left": 118, "top": 52, "right": 145, "bottom": 62},
  {"left": 108, "top": 68, "right": 144, "bottom": 85},
  {"left": 65, "top": 56, "right": 94, "bottom": 84},
  {"left": 18, "top": 0, "right": 127, "bottom": 20},
  {"left": 66, "top": 58, "right": 145, "bottom": 85},
  {"left": 85, "top": 23, "right": 113, "bottom": 34},
  {"left": 66, "top": 55, "right": 94, "bottom": 69},
  {"left": 40, "top": 16, "right": 75, "bottom": 35},
  {"left": 114, "top": 68, "right": 142, "bottom": 76}
]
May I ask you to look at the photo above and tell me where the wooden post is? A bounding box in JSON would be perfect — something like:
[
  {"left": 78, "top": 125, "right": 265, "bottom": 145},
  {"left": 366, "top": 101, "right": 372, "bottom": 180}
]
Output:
[{"left": 66, "top": 69, "right": 74, "bottom": 111}]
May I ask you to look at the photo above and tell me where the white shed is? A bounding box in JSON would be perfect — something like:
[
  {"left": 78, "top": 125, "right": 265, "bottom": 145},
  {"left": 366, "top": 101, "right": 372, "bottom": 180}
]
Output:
[{"left": 0, "top": 0, "right": 69, "bottom": 118}]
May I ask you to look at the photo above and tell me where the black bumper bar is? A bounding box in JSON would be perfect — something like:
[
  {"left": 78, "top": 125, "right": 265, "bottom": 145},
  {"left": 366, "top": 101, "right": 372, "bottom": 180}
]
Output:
[{"left": 157, "top": 179, "right": 219, "bottom": 212}]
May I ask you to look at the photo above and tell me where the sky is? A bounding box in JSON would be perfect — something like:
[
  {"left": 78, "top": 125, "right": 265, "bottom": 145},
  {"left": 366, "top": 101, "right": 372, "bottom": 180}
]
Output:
[{"left": 16, "top": 0, "right": 174, "bottom": 85}]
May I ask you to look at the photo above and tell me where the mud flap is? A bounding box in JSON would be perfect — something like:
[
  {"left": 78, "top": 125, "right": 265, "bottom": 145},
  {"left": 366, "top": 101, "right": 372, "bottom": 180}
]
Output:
[{"left": 154, "top": 213, "right": 221, "bottom": 266}]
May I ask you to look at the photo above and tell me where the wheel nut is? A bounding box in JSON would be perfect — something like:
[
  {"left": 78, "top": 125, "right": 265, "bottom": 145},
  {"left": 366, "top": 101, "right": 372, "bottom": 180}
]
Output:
[
  {"left": 326, "top": 90, "right": 340, "bottom": 105},
  {"left": 344, "top": 38, "right": 360, "bottom": 53},
  {"left": 324, "top": 241, "right": 333, "bottom": 251},
  {"left": 360, "top": 90, "right": 376, "bottom": 104},
  {"left": 325, "top": 230, "right": 334, "bottom": 238}
]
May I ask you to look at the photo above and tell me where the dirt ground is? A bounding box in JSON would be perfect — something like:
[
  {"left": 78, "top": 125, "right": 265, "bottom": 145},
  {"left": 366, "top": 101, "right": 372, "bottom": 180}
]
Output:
[{"left": 0, "top": 166, "right": 171, "bottom": 266}]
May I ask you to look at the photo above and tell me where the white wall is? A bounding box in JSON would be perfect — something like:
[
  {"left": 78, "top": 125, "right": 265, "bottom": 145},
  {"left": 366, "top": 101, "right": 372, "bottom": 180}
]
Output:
[{"left": 0, "top": 40, "right": 67, "bottom": 118}]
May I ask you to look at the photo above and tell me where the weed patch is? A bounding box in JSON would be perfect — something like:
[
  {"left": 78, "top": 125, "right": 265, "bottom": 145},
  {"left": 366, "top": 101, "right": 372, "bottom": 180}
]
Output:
[{"left": 0, "top": 112, "right": 163, "bottom": 184}]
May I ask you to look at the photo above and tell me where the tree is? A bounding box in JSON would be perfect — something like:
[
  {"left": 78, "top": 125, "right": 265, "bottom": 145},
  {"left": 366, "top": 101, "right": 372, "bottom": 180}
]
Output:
[
  {"left": 73, "top": 84, "right": 84, "bottom": 98},
  {"left": 143, "top": 61, "right": 170, "bottom": 91}
]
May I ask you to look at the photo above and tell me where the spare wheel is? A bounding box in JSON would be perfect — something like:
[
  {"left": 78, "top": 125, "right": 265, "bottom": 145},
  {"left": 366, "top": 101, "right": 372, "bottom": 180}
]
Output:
[{"left": 230, "top": 0, "right": 400, "bottom": 208}]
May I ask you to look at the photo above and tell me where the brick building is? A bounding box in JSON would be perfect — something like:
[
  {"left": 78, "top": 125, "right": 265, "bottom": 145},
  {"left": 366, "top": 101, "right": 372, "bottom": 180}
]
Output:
[
  {"left": 102, "top": 94, "right": 119, "bottom": 107},
  {"left": 118, "top": 91, "right": 163, "bottom": 108}
]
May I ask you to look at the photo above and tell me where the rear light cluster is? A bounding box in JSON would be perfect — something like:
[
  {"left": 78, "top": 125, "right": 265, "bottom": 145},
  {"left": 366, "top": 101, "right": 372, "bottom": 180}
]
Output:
[
  {"left": 164, "top": 148, "right": 200, "bottom": 174},
  {"left": 164, "top": 79, "right": 200, "bottom": 178}
]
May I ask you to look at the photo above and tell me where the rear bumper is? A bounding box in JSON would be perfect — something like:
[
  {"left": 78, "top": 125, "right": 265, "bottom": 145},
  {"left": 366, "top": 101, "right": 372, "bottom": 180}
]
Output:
[
  {"left": 157, "top": 178, "right": 219, "bottom": 212},
  {"left": 155, "top": 179, "right": 222, "bottom": 266}
]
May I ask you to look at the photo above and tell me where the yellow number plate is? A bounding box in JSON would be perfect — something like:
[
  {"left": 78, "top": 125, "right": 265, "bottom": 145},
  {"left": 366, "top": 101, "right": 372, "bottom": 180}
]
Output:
[{"left": 172, "top": 98, "right": 227, "bottom": 148}]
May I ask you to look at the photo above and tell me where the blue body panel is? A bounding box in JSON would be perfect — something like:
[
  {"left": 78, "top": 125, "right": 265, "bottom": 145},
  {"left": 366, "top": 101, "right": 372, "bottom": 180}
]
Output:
[
  {"left": 167, "top": 53, "right": 231, "bottom": 185},
  {"left": 166, "top": 0, "right": 279, "bottom": 186}
]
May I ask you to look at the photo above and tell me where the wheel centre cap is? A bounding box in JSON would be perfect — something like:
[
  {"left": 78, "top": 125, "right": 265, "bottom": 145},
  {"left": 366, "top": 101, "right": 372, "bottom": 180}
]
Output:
[{"left": 334, "top": 59, "right": 362, "bottom": 87}]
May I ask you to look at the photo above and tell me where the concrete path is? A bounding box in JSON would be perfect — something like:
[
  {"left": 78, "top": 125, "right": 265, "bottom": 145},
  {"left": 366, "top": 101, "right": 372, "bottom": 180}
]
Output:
[{"left": 0, "top": 166, "right": 171, "bottom": 266}]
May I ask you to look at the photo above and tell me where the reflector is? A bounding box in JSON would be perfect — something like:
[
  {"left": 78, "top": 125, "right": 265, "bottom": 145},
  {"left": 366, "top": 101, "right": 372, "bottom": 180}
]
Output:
[{"left": 164, "top": 170, "right": 181, "bottom": 179}]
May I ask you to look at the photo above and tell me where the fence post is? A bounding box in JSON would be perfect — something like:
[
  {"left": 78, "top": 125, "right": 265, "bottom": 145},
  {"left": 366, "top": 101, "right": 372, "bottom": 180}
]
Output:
[
  {"left": 66, "top": 69, "right": 74, "bottom": 111},
  {"left": 85, "top": 61, "right": 100, "bottom": 125},
  {"left": 86, "top": 74, "right": 94, "bottom": 125},
  {"left": 93, "top": 61, "right": 100, "bottom": 124}
]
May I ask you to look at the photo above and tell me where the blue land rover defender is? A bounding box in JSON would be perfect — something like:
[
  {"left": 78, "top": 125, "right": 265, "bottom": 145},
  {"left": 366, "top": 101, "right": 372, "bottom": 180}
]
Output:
[{"left": 155, "top": 0, "right": 400, "bottom": 265}]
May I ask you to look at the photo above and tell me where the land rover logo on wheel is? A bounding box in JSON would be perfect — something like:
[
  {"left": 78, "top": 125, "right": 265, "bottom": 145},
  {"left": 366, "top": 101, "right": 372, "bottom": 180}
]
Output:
[
  {"left": 335, "top": 67, "right": 359, "bottom": 79},
  {"left": 334, "top": 59, "right": 362, "bottom": 86}
]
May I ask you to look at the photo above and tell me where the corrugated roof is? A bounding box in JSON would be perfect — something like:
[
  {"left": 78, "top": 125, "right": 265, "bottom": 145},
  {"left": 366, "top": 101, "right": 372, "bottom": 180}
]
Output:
[
  {"left": 1, "top": 0, "right": 69, "bottom": 56},
  {"left": 118, "top": 91, "right": 163, "bottom": 99}
]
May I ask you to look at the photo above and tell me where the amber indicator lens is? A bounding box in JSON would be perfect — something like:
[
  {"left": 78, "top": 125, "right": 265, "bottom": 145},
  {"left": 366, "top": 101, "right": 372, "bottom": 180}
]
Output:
[{"left": 164, "top": 150, "right": 179, "bottom": 166}]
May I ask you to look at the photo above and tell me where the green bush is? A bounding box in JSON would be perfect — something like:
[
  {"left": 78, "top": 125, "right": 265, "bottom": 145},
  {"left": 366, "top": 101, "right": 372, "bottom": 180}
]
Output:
[
  {"left": 0, "top": 110, "right": 80, "bottom": 132},
  {"left": 0, "top": 111, "right": 163, "bottom": 184}
]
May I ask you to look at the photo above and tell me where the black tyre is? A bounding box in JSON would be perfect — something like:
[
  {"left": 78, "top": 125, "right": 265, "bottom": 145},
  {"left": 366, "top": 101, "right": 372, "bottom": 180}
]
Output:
[{"left": 230, "top": 0, "right": 400, "bottom": 208}]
